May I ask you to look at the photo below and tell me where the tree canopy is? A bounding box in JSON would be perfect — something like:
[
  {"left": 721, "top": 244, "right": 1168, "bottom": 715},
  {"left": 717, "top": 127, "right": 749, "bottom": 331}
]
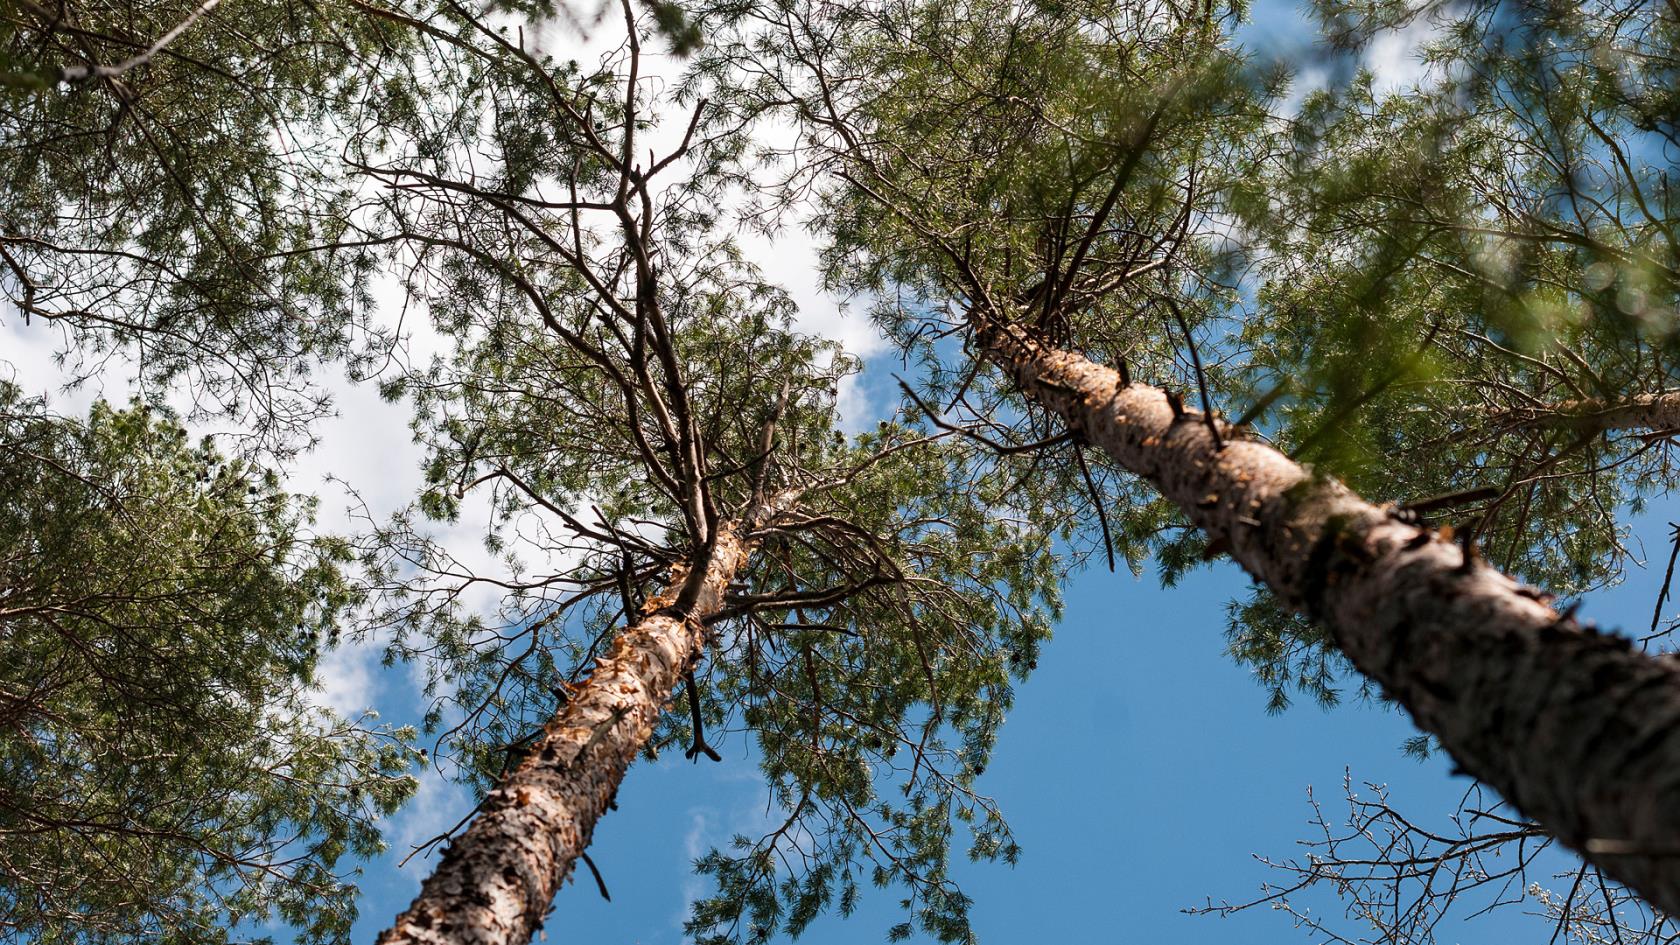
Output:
[
  {"left": 332, "top": 13, "right": 1068, "bottom": 938},
  {"left": 0, "top": 0, "right": 416, "bottom": 445},
  {"left": 0, "top": 385, "right": 419, "bottom": 944}
]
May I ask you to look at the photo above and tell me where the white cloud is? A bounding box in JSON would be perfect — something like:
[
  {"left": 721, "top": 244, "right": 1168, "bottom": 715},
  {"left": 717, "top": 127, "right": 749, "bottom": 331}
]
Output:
[
  {"left": 1, "top": 314, "right": 139, "bottom": 415},
  {"left": 292, "top": 373, "right": 423, "bottom": 530},
  {"left": 734, "top": 219, "right": 888, "bottom": 432},
  {"left": 313, "top": 636, "right": 382, "bottom": 717},
  {"left": 673, "top": 806, "right": 717, "bottom": 935},
  {"left": 668, "top": 777, "right": 825, "bottom": 941},
  {"left": 1276, "top": 64, "right": 1331, "bottom": 120},
  {"left": 1365, "top": 16, "right": 1443, "bottom": 95},
  {"left": 391, "top": 765, "right": 475, "bottom": 855}
]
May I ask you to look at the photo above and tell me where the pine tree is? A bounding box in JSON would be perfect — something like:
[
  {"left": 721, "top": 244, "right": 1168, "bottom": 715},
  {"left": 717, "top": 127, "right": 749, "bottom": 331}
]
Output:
[
  {"left": 702, "top": 0, "right": 1680, "bottom": 918},
  {"left": 346, "top": 5, "right": 1064, "bottom": 941},
  {"left": 0, "top": 5, "right": 431, "bottom": 939},
  {"left": 1198, "top": 0, "right": 1680, "bottom": 936},
  {"left": 0, "top": 384, "right": 420, "bottom": 944}
]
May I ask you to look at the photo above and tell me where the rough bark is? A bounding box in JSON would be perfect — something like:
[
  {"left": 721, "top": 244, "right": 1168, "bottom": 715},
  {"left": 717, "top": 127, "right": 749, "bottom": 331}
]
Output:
[
  {"left": 976, "top": 320, "right": 1680, "bottom": 915},
  {"left": 377, "top": 522, "right": 761, "bottom": 945},
  {"left": 1508, "top": 390, "right": 1680, "bottom": 435}
]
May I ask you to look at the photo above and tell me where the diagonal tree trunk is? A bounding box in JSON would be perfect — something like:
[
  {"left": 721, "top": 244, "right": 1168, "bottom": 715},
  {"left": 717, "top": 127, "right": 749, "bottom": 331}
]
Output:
[
  {"left": 974, "top": 317, "right": 1680, "bottom": 916},
  {"left": 377, "top": 502, "right": 785, "bottom": 945},
  {"left": 1504, "top": 390, "right": 1680, "bottom": 436}
]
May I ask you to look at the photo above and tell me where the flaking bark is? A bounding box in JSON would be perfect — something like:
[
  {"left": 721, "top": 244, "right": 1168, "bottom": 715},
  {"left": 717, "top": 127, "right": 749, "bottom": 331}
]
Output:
[
  {"left": 377, "top": 517, "right": 768, "bottom": 945},
  {"left": 977, "top": 319, "right": 1680, "bottom": 916}
]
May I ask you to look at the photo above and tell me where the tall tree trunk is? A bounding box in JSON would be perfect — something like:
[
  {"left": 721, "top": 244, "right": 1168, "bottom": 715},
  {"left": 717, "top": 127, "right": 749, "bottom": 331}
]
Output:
[
  {"left": 975, "top": 318, "right": 1680, "bottom": 915},
  {"left": 1506, "top": 390, "right": 1680, "bottom": 435},
  {"left": 377, "top": 518, "right": 765, "bottom": 945}
]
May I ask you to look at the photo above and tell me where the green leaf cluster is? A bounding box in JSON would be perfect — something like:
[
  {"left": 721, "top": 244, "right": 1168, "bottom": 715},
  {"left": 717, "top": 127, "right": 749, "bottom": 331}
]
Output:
[
  {"left": 0, "top": 385, "right": 419, "bottom": 945},
  {"left": 0, "top": 0, "right": 416, "bottom": 442}
]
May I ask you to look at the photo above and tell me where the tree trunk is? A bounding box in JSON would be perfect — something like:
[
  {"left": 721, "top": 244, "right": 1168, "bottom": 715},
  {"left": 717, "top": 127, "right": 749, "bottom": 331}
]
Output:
[
  {"left": 377, "top": 522, "right": 759, "bottom": 945},
  {"left": 975, "top": 318, "right": 1680, "bottom": 915},
  {"left": 1507, "top": 390, "right": 1680, "bottom": 435}
]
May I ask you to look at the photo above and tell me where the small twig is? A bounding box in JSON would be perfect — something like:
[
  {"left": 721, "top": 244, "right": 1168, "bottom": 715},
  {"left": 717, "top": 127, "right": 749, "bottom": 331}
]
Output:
[
  {"left": 1399, "top": 486, "right": 1501, "bottom": 517},
  {"left": 611, "top": 544, "right": 640, "bottom": 622},
  {"left": 1074, "top": 445, "right": 1116, "bottom": 572},
  {"left": 683, "top": 668, "right": 722, "bottom": 763},
  {"left": 497, "top": 727, "right": 544, "bottom": 776},
  {"left": 1166, "top": 298, "right": 1222, "bottom": 449},
  {"left": 575, "top": 706, "right": 630, "bottom": 764},
  {"left": 1234, "top": 380, "right": 1291, "bottom": 428},
  {"left": 1034, "top": 375, "right": 1082, "bottom": 396},
  {"left": 1558, "top": 599, "right": 1584, "bottom": 625},
  {"left": 579, "top": 852, "right": 611, "bottom": 901},
  {"left": 1458, "top": 522, "right": 1481, "bottom": 574},
  {"left": 452, "top": 428, "right": 485, "bottom": 499},
  {"left": 399, "top": 793, "right": 490, "bottom": 868},
  {"left": 897, "top": 377, "right": 1073, "bottom": 454},
  {"left": 1548, "top": 864, "right": 1589, "bottom": 945},
  {"left": 1649, "top": 522, "right": 1680, "bottom": 639}
]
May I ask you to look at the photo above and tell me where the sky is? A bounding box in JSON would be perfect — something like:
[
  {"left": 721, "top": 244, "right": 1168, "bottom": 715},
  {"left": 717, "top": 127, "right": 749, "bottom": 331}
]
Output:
[{"left": 2, "top": 1, "right": 1672, "bottom": 943}]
